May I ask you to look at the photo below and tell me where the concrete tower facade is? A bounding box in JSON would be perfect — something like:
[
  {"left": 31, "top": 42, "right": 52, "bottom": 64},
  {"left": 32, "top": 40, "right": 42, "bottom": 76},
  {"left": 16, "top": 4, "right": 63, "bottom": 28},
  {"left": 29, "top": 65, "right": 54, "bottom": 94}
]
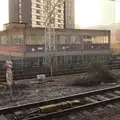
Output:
[{"left": 8, "top": 0, "right": 75, "bottom": 28}]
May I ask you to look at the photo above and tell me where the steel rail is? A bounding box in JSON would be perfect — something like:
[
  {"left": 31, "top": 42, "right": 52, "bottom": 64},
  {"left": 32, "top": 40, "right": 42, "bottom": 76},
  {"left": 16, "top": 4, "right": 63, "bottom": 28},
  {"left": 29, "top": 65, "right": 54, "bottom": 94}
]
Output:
[
  {"left": 0, "top": 85, "right": 120, "bottom": 114},
  {"left": 27, "top": 96, "right": 120, "bottom": 120},
  {"left": 0, "top": 64, "right": 120, "bottom": 81}
]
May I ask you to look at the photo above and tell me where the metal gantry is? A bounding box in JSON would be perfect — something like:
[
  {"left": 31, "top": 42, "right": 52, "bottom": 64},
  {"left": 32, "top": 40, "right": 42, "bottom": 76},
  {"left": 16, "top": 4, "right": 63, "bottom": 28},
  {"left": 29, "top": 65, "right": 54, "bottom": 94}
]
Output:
[{"left": 44, "top": 0, "right": 65, "bottom": 80}]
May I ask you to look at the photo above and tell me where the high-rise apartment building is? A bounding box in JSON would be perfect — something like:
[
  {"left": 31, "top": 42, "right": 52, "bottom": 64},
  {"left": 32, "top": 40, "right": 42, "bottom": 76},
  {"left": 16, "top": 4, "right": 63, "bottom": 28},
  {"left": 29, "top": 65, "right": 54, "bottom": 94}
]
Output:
[
  {"left": 64, "top": 0, "right": 75, "bottom": 28},
  {"left": 8, "top": 0, "right": 75, "bottom": 28}
]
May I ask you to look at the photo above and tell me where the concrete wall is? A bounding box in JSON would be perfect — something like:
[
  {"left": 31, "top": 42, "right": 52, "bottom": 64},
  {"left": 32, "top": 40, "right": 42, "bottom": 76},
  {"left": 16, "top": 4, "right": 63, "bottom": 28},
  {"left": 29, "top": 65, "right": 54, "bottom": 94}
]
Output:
[
  {"left": 21, "top": 0, "right": 31, "bottom": 25},
  {"left": 9, "top": 0, "right": 19, "bottom": 23},
  {"left": 64, "top": 0, "right": 75, "bottom": 28},
  {"left": 0, "top": 26, "right": 111, "bottom": 58},
  {"left": 25, "top": 50, "right": 110, "bottom": 58}
]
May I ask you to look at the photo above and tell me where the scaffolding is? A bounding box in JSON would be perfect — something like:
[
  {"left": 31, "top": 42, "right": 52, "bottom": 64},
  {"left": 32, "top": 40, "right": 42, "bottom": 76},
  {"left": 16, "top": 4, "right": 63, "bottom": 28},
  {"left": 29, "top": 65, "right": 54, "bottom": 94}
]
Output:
[{"left": 44, "top": 0, "right": 65, "bottom": 80}]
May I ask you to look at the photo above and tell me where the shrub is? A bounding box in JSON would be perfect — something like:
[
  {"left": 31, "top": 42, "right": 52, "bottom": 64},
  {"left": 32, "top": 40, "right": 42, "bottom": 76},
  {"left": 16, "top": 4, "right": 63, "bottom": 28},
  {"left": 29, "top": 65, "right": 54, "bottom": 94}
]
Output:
[
  {"left": 102, "top": 71, "right": 117, "bottom": 83},
  {"left": 72, "top": 73, "right": 102, "bottom": 87},
  {"left": 71, "top": 60, "right": 117, "bottom": 87},
  {"left": 88, "top": 60, "right": 117, "bottom": 83}
]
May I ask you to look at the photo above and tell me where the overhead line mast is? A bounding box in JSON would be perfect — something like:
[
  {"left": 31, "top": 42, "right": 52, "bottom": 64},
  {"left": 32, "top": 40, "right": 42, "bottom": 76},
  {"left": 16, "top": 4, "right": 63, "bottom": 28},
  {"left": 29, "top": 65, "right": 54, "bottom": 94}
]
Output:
[{"left": 44, "top": 0, "right": 65, "bottom": 80}]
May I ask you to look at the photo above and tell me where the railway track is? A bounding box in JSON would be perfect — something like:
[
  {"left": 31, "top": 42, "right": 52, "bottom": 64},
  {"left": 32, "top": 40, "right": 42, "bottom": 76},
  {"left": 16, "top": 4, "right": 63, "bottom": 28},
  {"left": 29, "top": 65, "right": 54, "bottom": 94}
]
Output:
[
  {"left": 0, "top": 64, "right": 120, "bottom": 81},
  {"left": 0, "top": 68, "right": 87, "bottom": 81},
  {"left": 1, "top": 85, "right": 120, "bottom": 120}
]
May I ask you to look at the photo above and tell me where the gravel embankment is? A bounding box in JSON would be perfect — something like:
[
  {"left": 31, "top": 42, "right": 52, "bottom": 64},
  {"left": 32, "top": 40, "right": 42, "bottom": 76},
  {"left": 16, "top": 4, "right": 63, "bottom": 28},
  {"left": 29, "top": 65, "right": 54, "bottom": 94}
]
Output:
[
  {"left": 0, "top": 69, "right": 120, "bottom": 120},
  {"left": 57, "top": 103, "right": 120, "bottom": 120},
  {"left": 0, "top": 71, "right": 119, "bottom": 108}
]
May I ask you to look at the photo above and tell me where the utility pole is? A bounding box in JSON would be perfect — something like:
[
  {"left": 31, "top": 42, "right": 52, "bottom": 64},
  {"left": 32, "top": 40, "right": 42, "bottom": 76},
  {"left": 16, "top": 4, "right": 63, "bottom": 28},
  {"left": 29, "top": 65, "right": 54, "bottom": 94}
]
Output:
[{"left": 44, "top": 0, "right": 65, "bottom": 80}]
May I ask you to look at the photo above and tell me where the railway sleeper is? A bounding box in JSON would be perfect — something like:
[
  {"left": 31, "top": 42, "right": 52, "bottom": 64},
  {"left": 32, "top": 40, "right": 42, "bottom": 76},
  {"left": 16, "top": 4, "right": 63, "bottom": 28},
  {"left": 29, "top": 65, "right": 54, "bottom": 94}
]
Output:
[
  {"left": 106, "top": 104, "right": 115, "bottom": 108},
  {"left": 106, "top": 93, "right": 118, "bottom": 98},
  {"left": 114, "top": 90, "right": 120, "bottom": 94},
  {"left": 96, "top": 95, "right": 109, "bottom": 101},
  {"left": 85, "top": 97, "right": 99, "bottom": 103}
]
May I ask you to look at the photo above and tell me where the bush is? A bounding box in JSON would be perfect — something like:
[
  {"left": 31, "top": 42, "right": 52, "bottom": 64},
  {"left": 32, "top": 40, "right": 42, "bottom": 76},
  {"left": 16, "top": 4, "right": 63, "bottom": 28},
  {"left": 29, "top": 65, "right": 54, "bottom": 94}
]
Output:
[
  {"left": 71, "top": 60, "right": 117, "bottom": 87},
  {"left": 88, "top": 60, "right": 109, "bottom": 73},
  {"left": 88, "top": 60, "right": 117, "bottom": 83},
  {"left": 102, "top": 72, "right": 117, "bottom": 83},
  {"left": 72, "top": 73, "right": 102, "bottom": 87}
]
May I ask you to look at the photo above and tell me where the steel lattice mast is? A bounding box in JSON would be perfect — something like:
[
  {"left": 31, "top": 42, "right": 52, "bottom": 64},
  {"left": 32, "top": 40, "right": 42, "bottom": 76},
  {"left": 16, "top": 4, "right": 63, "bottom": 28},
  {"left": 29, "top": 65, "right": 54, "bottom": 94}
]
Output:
[{"left": 44, "top": 0, "right": 65, "bottom": 80}]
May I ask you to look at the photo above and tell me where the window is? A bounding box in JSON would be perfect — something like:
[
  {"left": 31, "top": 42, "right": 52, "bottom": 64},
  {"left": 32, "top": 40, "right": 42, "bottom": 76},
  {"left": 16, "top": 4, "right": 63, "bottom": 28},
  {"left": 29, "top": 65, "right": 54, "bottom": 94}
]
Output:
[
  {"left": 72, "top": 56, "right": 77, "bottom": 64},
  {"left": 65, "top": 36, "right": 70, "bottom": 44},
  {"left": 58, "top": 10, "right": 61, "bottom": 13},
  {"left": 73, "top": 36, "right": 82, "bottom": 44},
  {"left": 36, "top": 0, "right": 40, "bottom": 2},
  {"left": 30, "top": 36, "right": 38, "bottom": 44},
  {"left": 58, "top": 14, "right": 61, "bottom": 18},
  {"left": 57, "top": 56, "right": 61, "bottom": 64},
  {"left": 36, "top": 10, "right": 40, "bottom": 14},
  {"left": 43, "top": 0, "right": 45, "bottom": 4},
  {"left": 36, "top": 4, "right": 40, "bottom": 8},
  {"left": 11, "top": 35, "right": 24, "bottom": 45},
  {"left": 18, "top": 35, "right": 24, "bottom": 44},
  {"left": 71, "top": 36, "right": 77, "bottom": 44},
  {"left": 58, "top": 19, "right": 61, "bottom": 23},
  {"left": 19, "top": 9, "right": 21, "bottom": 14},
  {"left": 58, "top": 24, "right": 61, "bottom": 28},
  {"left": 38, "top": 36, "right": 45, "bottom": 44},
  {"left": 19, "top": 15, "right": 22, "bottom": 21},
  {"left": 36, "top": 15, "right": 40, "bottom": 19},
  {"left": 36, "top": 21, "right": 41, "bottom": 25},
  {"left": 50, "top": 17, "right": 54, "bottom": 24},
  {"left": 60, "top": 36, "right": 66, "bottom": 44},
  {"left": 58, "top": 4, "right": 61, "bottom": 8},
  {"left": 103, "top": 36, "right": 109, "bottom": 43},
  {"left": 83, "top": 36, "right": 92, "bottom": 43},
  {"left": 19, "top": 3, "right": 21, "bottom": 14},
  {"left": 1, "top": 36, "right": 9, "bottom": 44}
]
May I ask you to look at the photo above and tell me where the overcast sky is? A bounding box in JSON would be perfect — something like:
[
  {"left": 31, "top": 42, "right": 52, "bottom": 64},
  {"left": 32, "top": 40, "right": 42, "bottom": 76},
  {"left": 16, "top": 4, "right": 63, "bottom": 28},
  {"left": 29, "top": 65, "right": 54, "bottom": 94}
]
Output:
[
  {"left": 0, "top": 0, "right": 120, "bottom": 29},
  {"left": 75, "top": 0, "right": 120, "bottom": 27},
  {"left": 75, "top": 0, "right": 101, "bottom": 27}
]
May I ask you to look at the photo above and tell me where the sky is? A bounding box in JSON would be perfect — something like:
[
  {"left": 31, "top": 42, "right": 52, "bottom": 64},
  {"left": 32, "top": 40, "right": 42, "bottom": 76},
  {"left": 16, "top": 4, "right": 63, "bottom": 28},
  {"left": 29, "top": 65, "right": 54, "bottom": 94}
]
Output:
[
  {"left": 0, "top": 0, "right": 120, "bottom": 29},
  {"left": 75, "top": 0, "right": 120, "bottom": 28},
  {"left": 116, "top": 1, "right": 120, "bottom": 22},
  {"left": 0, "top": 0, "right": 8, "bottom": 29},
  {"left": 75, "top": 0, "right": 101, "bottom": 27}
]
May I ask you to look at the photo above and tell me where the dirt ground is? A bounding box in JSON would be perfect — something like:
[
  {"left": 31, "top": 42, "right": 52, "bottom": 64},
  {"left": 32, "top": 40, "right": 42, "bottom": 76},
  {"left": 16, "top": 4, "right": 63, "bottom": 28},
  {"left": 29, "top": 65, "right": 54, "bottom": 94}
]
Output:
[{"left": 0, "top": 69, "right": 120, "bottom": 120}]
